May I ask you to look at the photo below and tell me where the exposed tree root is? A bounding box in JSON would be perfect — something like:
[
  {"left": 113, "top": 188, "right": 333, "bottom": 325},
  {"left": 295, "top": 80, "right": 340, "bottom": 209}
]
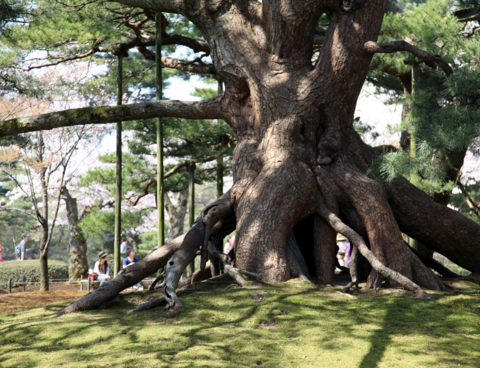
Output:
[
  {"left": 208, "top": 242, "right": 247, "bottom": 286},
  {"left": 384, "top": 169, "right": 480, "bottom": 275},
  {"left": 127, "top": 296, "right": 168, "bottom": 314},
  {"left": 163, "top": 242, "right": 264, "bottom": 310},
  {"left": 162, "top": 221, "right": 205, "bottom": 310},
  {"left": 58, "top": 191, "right": 234, "bottom": 316},
  {"left": 191, "top": 261, "right": 214, "bottom": 283},
  {"left": 57, "top": 234, "right": 185, "bottom": 316},
  {"left": 162, "top": 191, "right": 235, "bottom": 310},
  {"left": 409, "top": 245, "right": 461, "bottom": 278},
  {"left": 148, "top": 272, "right": 164, "bottom": 291},
  {"left": 317, "top": 204, "right": 433, "bottom": 299},
  {"left": 128, "top": 275, "right": 208, "bottom": 314},
  {"left": 236, "top": 268, "right": 263, "bottom": 281}
]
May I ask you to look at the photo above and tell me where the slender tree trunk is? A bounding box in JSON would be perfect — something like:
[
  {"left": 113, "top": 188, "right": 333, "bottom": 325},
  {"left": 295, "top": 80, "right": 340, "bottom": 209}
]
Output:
[
  {"left": 39, "top": 168, "right": 49, "bottom": 291},
  {"left": 114, "top": 54, "right": 123, "bottom": 277},
  {"left": 156, "top": 11, "right": 165, "bottom": 251},
  {"left": 188, "top": 161, "right": 195, "bottom": 275},
  {"left": 61, "top": 187, "right": 89, "bottom": 280},
  {"left": 164, "top": 188, "right": 188, "bottom": 241}
]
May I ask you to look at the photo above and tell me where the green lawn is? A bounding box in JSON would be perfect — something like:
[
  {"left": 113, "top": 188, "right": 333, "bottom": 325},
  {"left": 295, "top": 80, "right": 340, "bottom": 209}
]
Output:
[{"left": 1, "top": 276, "right": 479, "bottom": 368}]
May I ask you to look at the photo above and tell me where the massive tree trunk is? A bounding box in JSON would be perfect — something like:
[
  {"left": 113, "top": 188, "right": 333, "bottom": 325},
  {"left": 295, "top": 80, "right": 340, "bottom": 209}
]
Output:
[
  {"left": 4, "top": 0, "right": 480, "bottom": 312},
  {"left": 61, "top": 186, "right": 89, "bottom": 280}
]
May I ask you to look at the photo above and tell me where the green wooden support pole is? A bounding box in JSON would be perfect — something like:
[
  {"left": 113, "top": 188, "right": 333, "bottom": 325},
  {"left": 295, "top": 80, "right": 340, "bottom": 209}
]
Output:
[
  {"left": 156, "top": 12, "right": 165, "bottom": 250},
  {"left": 189, "top": 161, "right": 196, "bottom": 275},
  {"left": 410, "top": 61, "right": 419, "bottom": 162},
  {"left": 216, "top": 81, "right": 224, "bottom": 199},
  {"left": 409, "top": 61, "right": 420, "bottom": 250},
  {"left": 114, "top": 54, "right": 123, "bottom": 277}
]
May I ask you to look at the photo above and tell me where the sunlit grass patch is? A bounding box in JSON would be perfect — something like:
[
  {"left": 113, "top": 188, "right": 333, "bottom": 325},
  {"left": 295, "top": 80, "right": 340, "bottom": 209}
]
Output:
[{"left": 0, "top": 277, "right": 479, "bottom": 367}]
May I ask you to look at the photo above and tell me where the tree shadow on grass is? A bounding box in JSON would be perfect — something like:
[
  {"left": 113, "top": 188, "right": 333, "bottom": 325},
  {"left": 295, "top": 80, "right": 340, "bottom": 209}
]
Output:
[
  {"left": 355, "top": 286, "right": 480, "bottom": 368},
  {"left": 0, "top": 279, "right": 479, "bottom": 367}
]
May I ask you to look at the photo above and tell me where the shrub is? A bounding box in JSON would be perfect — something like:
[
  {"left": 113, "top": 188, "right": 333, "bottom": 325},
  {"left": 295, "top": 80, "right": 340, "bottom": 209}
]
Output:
[{"left": 0, "top": 260, "right": 69, "bottom": 289}]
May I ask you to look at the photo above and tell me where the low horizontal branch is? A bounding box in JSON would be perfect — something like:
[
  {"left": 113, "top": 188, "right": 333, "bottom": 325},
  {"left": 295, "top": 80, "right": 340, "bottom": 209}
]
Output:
[
  {"left": 107, "top": 34, "right": 210, "bottom": 55},
  {"left": 0, "top": 97, "right": 224, "bottom": 138},
  {"left": 137, "top": 45, "right": 215, "bottom": 74},
  {"left": 364, "top": 40, "right": 453, "bottom": 76}
]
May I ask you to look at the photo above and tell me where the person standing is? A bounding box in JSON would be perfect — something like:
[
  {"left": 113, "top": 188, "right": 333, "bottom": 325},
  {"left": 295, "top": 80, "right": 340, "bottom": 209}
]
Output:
[
  {"left": 16, "top": 234, "right": 29, "bottom": 261},
  {"left": 121, "top": 238, "right": 128, "bottom": 253},
  {"left": 123, "top": 247, "right": 141, "bottom": 290},
  {"left": 94, "top": 251, "right": 111, "bottom": 286},
  {"left": 226, "top": 235, "right": 235, "bottom": 265},
  {"left": 0, "top": 244, "right": 4, "bottom": 263}
]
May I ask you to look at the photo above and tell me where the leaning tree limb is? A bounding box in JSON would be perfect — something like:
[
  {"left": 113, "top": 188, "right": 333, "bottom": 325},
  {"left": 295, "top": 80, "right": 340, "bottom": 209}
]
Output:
[
  {"left": 0, "top": 97, "right": 224, "bottom": 138},
  {"left": 162, "top": 190, "right": 234, "bottom": 310},
  {"left": 317, "top": 204, "right": 432, "bottom": 299},
  {"left": 199, "top": 193, "right": 235, "bottom": 272},
  {"left": 128, "top": 269, "right": 213, "bottom": 314},
  {"left": 364, "top": 40, "right": 453, "bottom": 76},
  {"left": 57, "top": 234, "right": 185, "bottom": 316},
  {"left": 409, "top": 245, "right": 461, "bottom": 279},
  {"left": 207, "top": 242, "right": 246, "bottom": 287},
  {"left": 161, "top": 221, "right": 205, "bottom": 310},
  {"left": 59, "top": 189, "right": 234, "bottom": 316},
  {"left": 385, "top": 176, "right": 480, "bottom": 275}
]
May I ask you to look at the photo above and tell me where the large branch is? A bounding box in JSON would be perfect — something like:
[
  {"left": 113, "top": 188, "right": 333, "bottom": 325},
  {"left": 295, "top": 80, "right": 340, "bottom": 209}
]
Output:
[
  {"left": 107, "top": 0, "right": 186, "bottom": 14},
  {"left": 453, "top": 7, "right": 480, "bottom": 22},
  {"left": 125, "top": 161, "right": 190, "bottom": 206},
  {"left": 0, "top": 97, "right": 224, "bottom": 138},
  {"left": 164, "top": 35, "right": 210, "bottom": 54},
  {"left": 387, "top": 177, "right": 480, "bottom": 275},
  {"left": 57, "top": 234, "right": 185, "bottom": 316},
  {"left": 106, "top": 34, "right": 210, "bottom": 55},
  {"left": 364, "top": 41, "right": 453, "bottom": 76},
  {"left": 137, "top": 46, "right": 215, "bottom": 74}
]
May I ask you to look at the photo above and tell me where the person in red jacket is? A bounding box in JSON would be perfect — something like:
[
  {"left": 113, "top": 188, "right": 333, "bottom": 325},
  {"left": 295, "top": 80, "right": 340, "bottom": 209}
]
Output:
[{"left": 0, "top": 244, "right": 4, "bottom": 263}]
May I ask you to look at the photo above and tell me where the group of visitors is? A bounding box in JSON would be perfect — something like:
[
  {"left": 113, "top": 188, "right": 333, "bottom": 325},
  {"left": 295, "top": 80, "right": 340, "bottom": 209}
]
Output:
[{"left": 93, "top": 238, "right": 141, "bottom": 289}]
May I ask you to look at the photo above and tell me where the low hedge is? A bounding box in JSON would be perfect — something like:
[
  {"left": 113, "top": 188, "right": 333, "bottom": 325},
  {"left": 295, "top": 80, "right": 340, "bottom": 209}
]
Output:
[{"left": 0, "top": 259, "right": 69, "bottom": 288}]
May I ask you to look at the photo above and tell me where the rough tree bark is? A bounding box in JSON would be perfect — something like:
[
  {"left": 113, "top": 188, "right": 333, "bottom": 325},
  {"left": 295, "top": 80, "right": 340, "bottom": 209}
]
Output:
[
  {"left": 39, "top": 166, "right": 50, "bottom": 291},
  {"left": 4, "top": 0, "right": 480, "bottom": 312},
  {"left": 61, "top": 186, "right": 89, "bottom": 280},
  {"left": 164, "top": 188, "right": 188, "bottom": 241},
  {"left": 57, "top": 234, "right": 185, "bottom": 316}
]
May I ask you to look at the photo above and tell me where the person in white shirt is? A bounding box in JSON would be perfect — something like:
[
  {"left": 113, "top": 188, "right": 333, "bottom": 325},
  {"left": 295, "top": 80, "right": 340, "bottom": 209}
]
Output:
[{"left": 93, "top": 251, "right": 111, "bottom": 285}]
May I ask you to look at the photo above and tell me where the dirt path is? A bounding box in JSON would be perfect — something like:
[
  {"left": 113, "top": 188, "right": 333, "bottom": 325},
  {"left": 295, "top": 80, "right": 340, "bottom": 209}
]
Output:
[{"left": 0, "top": 283, "right": 87, "bottom": 314}]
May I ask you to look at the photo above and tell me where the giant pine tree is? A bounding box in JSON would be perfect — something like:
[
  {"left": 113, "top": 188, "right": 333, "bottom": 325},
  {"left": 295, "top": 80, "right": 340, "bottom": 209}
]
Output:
[{"left": 3, "top": 0, "right": 480, "bottom": 312}]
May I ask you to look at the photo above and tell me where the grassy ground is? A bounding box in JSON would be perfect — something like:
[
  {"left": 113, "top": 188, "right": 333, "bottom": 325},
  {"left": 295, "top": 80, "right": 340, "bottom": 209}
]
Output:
[{"left": 0, "top": 276, "right": 479, "bottom": 368}]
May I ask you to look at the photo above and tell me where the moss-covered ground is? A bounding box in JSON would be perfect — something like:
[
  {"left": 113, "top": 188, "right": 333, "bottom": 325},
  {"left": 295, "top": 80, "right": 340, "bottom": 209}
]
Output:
[{"left": 0, "top": 276, "right": 479, "bottom": 368}]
